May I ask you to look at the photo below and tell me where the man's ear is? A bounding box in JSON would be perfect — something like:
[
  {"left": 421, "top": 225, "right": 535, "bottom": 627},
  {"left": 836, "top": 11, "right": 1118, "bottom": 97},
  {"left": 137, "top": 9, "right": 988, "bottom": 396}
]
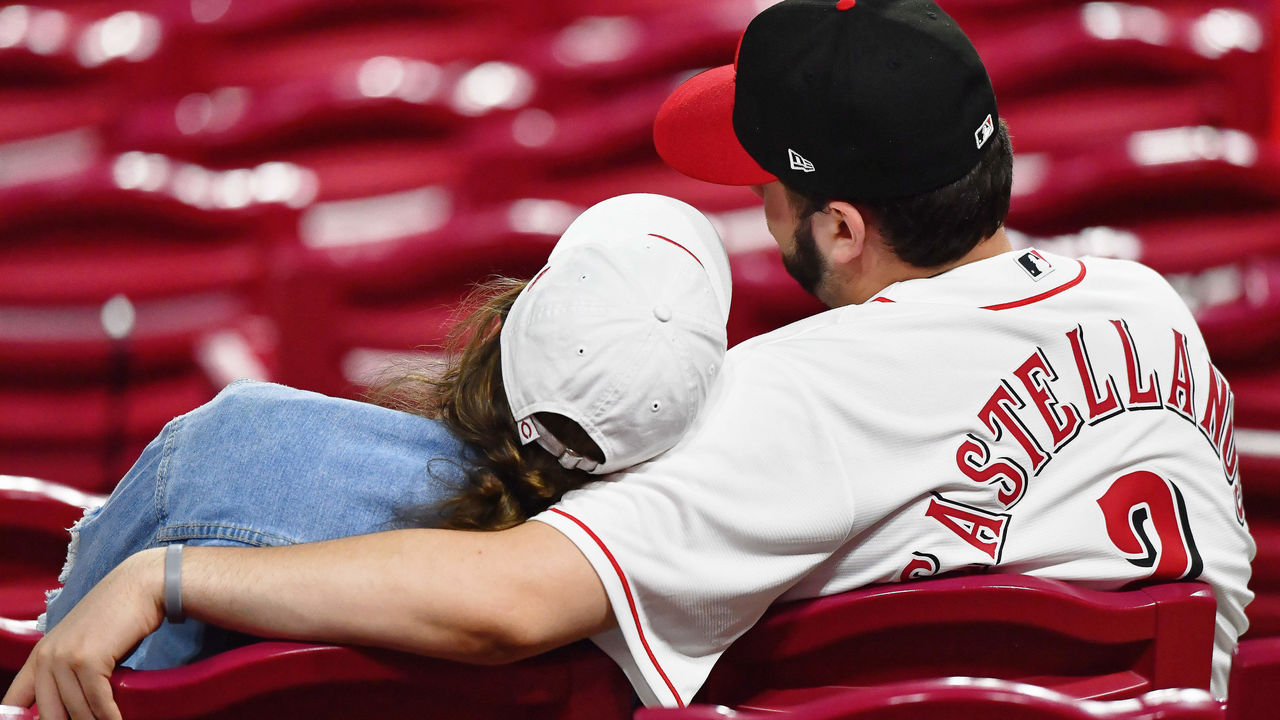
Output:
[{"left": 813, "top": 201, "right": 866, "bottom": 265}]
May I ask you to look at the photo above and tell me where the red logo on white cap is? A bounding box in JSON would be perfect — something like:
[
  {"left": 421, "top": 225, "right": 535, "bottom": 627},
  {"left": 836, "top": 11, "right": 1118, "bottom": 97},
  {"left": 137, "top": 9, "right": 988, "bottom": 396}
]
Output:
[{"left": 518, "top": 418, "right": 541, "bottom": 445}]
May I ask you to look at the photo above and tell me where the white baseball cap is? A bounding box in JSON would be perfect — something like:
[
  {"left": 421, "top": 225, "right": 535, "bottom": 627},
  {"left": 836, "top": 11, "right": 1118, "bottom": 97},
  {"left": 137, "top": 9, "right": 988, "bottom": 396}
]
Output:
[{"left": 500, "top": 193, "right": 731, "bottom": 474}]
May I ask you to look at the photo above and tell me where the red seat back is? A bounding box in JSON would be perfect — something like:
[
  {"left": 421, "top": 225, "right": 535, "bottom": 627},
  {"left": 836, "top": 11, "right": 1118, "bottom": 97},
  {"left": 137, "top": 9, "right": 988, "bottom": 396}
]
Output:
[
  {"left": 107, "top": 640, "right": 633, "bottom": 720},
  {"left": 696, "top": 574, "right": 1216, "bottom": 708},
  {"left": 0, "top": 477, "right": 104, "bottom": 619},
  {"left": 1226, "top": 636, "right": 1280, "bottom": 720},
  {"left": 0, "top": 617, "right": 42, "bottom": 698},
  {"left": 642, "top": 678, "right": 1224, "bottom": 720}
]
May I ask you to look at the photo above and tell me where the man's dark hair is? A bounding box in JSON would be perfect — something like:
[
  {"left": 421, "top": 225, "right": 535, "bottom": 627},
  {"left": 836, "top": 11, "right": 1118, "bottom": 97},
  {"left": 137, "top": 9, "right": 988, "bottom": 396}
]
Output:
[{"left": 787, "top": 119, "right": 1013, "bottom": 269}]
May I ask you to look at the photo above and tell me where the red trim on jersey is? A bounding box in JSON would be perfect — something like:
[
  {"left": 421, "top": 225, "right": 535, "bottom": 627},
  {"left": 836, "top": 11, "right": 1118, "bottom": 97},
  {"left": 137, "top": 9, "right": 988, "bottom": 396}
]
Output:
[
  {"left": 649, "top": 233, "right": 704, "bottom": 269},
  {"left": 868, "top": 261, "right": 1085, "bottom": 308},
  {"left": 548, "top": 508, "right": 685, "bottom": 707},
  {"left": 982, "top": 261, "right": 1087, "bottom": 311}
]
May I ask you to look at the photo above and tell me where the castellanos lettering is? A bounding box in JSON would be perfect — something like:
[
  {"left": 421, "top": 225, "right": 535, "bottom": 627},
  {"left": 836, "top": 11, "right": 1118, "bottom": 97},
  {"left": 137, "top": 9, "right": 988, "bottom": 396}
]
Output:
[{"left": 925, "top": 318, "right": 1238, "bottom": 563}]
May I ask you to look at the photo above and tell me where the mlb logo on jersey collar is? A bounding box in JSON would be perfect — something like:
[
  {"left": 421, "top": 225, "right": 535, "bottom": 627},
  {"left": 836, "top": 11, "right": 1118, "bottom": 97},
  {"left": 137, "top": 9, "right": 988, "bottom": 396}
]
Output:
[
  {"left": 869, "top": 249, "right": 1084, "bottom": 310},
  {"left": 1016, "top": 250, "right": 1056, "bottom": 282}
]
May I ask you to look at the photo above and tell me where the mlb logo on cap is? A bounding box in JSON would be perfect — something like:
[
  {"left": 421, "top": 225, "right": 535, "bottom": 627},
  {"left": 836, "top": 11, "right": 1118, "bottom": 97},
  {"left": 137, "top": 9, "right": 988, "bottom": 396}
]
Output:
[
  {"left": 653, "top": 0, "right": 1001, "bottom": 200},
  {"left": 976, "top": 114, "right": 995, "bottom": 149}
]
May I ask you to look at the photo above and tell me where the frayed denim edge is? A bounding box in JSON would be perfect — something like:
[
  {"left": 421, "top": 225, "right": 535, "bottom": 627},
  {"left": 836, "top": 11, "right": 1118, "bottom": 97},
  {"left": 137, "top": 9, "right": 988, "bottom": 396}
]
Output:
[{"left": 37, "top": 503, "right": 105, "bottom": 633}]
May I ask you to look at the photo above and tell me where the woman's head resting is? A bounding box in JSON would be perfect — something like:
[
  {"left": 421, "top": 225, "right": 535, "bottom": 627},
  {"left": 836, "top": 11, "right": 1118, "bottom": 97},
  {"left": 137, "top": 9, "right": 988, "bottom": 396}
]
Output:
[{"left": 501, "top": 193, "right": 732, "bottom": 474}]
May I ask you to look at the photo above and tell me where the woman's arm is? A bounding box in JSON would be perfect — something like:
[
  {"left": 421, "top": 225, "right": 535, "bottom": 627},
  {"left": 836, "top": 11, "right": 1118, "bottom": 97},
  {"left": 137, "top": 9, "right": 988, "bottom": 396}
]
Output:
[{"left": 2, "top": 522, "right": 612, "bottom": 720}]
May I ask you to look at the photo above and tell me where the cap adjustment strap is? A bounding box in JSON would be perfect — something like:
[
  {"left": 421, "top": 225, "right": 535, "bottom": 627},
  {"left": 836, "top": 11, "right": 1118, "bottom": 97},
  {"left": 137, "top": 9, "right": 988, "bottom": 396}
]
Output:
[{"left": 517, "top": 415, "right": 601, "bottom": 473}]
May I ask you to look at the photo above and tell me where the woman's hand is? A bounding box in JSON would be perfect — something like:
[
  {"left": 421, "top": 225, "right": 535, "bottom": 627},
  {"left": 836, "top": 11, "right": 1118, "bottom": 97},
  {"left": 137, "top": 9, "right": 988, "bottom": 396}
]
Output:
[{"left": 2, "top": 548, "right": 165, "bottom": 720}]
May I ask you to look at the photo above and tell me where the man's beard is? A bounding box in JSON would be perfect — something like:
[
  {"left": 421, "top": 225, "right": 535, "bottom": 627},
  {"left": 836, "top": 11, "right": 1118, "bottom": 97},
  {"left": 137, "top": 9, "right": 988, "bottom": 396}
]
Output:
[{"left": 781, "top": 219, "right": 827, "bottom": 298}]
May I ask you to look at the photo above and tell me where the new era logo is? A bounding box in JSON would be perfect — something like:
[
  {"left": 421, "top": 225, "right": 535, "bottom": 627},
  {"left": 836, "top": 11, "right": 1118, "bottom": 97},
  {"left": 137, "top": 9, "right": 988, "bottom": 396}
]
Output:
[
  {"left": 975, "top": 114, "right": 995, "bottom": 149},
  {"left": 788, "top": 148, "right": 815, "bottom": 173}
]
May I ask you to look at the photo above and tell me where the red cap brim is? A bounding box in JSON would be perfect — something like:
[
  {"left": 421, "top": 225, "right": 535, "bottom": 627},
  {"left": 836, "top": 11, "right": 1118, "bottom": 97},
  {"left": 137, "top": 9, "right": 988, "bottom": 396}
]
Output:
[{"left": 654, "top": 65, "right": 776, "bottom": 187}]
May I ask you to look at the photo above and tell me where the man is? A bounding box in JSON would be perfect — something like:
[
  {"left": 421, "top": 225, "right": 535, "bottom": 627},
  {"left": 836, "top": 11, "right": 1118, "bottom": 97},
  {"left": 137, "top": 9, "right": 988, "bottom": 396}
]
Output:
[{"left": 4, "top": 1, "right": 1254, "bottom": 717}]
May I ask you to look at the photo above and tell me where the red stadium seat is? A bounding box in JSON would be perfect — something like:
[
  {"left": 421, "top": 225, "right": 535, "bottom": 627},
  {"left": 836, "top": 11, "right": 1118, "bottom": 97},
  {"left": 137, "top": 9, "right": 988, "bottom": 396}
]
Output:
[
  {"left": 507, "top": 0, "right": 753, "bottom": 92},
  {"left": 498, "top": 160, "right": 758, "bottom": 217},
  {"left": 0, "top": 437, "right": 151, "bottom": 496},
  {"left": 116, "top": 13, "right": 525, "bottom": 164},
  {"left": 0, "top": 476, "right": 103, "bottom": 688},
  {"left": 0, "top": 146, "right": 298, "bottom": 269},
  {"left": 1237, "top": 448, "right": 1280, "bottom": 638},
  {"left": 974, "top": 3, "right": 1269, "bottom": 111},
  {"left": 261, "top": 142, "right": 544, "bottom": 395},
  {"left": 0, "top": 371, "right": 225, "bottom": 492},
  {"left": 0, "top": 291, "right": 254, "bottom": 376},
  {"left": 1226, "top": 636, "right": 1280, "bottom": 720},
  {"left": 1007, "top": 128, "right": 1280, "bottom": 234},
  {"left": 103, "top": 640, "right": 632, "bottom": 720},
  {"left": 0, "top": 86, "right": 119, "bottom": 146},
  {"left": 1124, "top": 213, "right": 1280, "bottom": 274},
  {"left": 694, "top": 574, "right": 1217, "bottom": 709},
  {"left": 2, "top": 232, "right": 263, "bottom": 308},
  {"left": 541, "top": 0, "right": 689, "bottom": 25},
  {"left": 0, "top": 154, "right": 269, "bottom": 489},
  {"left": 286, "top": 140, "right": 462, "bottom": 209},
  {"left": 0, "top": 476, "right": 104, "bottom": 621},
  {"left": 115, "top": 59, "right": 496, "bottom": 164},
  {"left": 640, "top": 678, "right": 1224, "bottom": 719},
  {"left": 0, "top": 5, "right": 168, "bottom": 86},
  {"left": 267, "top": 227, "right": 551, "bottom": 398},
  {"left": 1002, "top": 80, "right": 1249, "bottom": 155},
  {"left": 155, "top": 0, "right": 515, "bottom": 38},
  {"left": 1228, "top": 371, "right": 1280, "bottom": 433},
  {"left": 168, "top": 14, "right": 514, "bottom": 91},
  {"left": 464, "top": 78, "right": 681, "bottom": 201},
  {"left": 1008, "top": 214, "right": 1280, "bottom": 364},
  {"left": 962, "top": 0, "right": 1272, "bottom": 152},
  {"left": 0, "top": 371, "right": 219, "bottom": 442},
  {"left": 0, "top": 617, "right": 41, "bottom": 707},
  {"left": 1184, "top": 258, "right": 1280, "bottom": 364}
]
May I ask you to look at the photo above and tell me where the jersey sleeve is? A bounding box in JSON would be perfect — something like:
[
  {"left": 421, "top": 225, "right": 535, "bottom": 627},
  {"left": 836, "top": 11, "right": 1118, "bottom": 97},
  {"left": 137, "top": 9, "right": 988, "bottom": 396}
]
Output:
[{"left": 532, "top": 341, "right": 858, "bottom": 707}]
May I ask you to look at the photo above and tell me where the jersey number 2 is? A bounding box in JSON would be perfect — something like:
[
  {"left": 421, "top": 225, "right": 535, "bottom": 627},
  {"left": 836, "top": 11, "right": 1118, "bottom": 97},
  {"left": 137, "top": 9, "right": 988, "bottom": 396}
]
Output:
[{"left": 1096, "top": 470, "right": 1203, "bottom": 581}]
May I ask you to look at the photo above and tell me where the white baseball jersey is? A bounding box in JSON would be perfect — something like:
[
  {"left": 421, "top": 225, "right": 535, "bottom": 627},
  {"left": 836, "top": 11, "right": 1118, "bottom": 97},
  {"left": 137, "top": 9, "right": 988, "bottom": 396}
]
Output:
[{"left": 533, "top": 249, "right": 1255, "bottom": 706}]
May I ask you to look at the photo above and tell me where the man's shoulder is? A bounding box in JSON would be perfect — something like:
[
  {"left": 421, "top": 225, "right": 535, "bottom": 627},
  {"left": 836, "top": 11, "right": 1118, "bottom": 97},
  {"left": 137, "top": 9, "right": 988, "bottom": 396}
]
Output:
[
  {"left": 728, "top": 309, "right": 844, "bottom": 353},
  {"left": 1075, "top": 254, "right": 1198, "bottom": 322},
  {"left": 1077, "top": 254, "right": 1171, "bottom": 287},
  {"left": 723, "top": 252, "right": 1188, "bottom": 348}
]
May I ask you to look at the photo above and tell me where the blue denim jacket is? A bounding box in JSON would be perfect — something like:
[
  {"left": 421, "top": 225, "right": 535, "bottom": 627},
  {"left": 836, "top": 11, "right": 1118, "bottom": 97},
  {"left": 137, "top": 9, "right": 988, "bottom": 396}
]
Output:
[{"left": 41, "top": 379, "right": 473, "bottom": 669}]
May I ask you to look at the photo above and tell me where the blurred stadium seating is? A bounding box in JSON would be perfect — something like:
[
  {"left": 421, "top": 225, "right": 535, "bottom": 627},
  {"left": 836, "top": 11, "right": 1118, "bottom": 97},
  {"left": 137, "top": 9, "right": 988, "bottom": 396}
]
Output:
[{"left": 0, "top": 0, "right": 1278, "bottom": 716}]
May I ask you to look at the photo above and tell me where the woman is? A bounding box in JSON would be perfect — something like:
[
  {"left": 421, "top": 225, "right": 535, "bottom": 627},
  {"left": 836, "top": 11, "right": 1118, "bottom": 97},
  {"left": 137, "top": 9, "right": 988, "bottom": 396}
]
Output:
[{"left": 38, "top": 193, "right": 733, "bottom": 669}]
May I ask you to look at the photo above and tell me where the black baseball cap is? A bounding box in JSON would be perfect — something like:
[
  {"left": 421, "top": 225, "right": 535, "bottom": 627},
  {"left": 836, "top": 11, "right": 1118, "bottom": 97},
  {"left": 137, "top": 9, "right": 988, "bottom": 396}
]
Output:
[{"left": 654, "top": 0, "right": 999, "bottom": 200}]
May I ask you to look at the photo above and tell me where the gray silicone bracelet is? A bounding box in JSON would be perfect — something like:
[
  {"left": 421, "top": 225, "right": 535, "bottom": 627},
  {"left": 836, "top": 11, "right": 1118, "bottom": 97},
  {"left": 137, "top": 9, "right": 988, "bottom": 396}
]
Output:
[{"left": 164, "top": 543, "right": 185, "bottom": 624}]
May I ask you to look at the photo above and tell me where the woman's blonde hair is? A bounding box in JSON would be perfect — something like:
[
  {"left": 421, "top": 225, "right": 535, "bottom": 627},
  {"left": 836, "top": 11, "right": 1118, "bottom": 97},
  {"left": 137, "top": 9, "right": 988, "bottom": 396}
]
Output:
[{"left": 366, "top": 277, "right": 596, "bottom": 531}]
